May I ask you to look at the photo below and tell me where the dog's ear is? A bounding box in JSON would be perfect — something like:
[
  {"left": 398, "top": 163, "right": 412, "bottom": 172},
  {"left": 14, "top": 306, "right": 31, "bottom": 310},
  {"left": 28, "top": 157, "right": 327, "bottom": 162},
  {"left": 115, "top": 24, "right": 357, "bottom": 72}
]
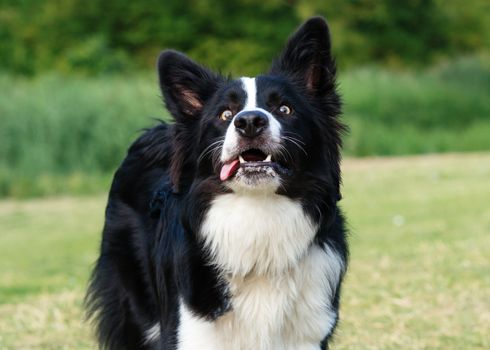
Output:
[
  {"left": 158, "top": 51, "right": 222, "bottom": 192},
  {"left": 270, "top": 17, "right": 336, "bottom": 96},
  {"left": 158, "top": 50, "right": 223, "bottom": 121}
]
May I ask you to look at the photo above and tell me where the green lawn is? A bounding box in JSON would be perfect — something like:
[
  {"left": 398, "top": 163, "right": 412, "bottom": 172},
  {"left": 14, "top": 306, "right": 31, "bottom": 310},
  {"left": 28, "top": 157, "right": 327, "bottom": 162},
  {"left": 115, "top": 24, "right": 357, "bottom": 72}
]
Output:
[{"left": 0, "top": 153, "right": 489, "bottom": 349}]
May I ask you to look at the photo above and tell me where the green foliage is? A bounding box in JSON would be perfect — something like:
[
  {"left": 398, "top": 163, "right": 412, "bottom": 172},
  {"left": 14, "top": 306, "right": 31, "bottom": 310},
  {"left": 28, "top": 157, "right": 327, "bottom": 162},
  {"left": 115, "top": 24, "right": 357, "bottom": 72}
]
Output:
[
  {"left": 297, "top": 0, "right": 490, "bottom": 68},
  {"left": 0, "top": 56, "right": 489, "bottom": 197},
  {"left": 0, "top": 0, "right": 488, "bottom": 75},
  {"left": 0, "top": 0, "right": 297, "bottom": 76},
  {"left": 342, "top": 55, "right": 490, "bottom": 155},
  {"left": 0, "top": 73, "right": 165, "bottom": 197}
]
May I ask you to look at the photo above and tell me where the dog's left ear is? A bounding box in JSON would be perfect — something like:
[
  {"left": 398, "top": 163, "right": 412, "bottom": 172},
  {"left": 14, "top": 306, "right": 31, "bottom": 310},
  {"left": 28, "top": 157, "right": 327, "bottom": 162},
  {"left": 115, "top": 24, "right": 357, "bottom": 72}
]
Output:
[
  {"left": 158, "top": 50, "right": 223, "bottom": 121},
  {"left": 270, "top": 17, "right": 335, "bottom": 96}
]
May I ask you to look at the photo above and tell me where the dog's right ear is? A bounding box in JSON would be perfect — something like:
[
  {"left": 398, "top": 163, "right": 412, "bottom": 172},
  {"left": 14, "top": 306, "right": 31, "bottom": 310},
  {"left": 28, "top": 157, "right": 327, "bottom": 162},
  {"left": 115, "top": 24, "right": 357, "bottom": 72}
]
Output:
[{"left": 158, "top": 50, "right": 223, "bottom": 121}]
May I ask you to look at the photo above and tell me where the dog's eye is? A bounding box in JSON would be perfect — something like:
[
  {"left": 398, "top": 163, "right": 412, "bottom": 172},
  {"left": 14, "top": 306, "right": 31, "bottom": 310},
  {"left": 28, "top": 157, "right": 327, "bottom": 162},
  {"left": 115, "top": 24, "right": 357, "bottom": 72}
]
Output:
[
  {"left": 279, "top": 105, "right": 292, "bottom": 115},
  {"left": 220, "top": 110, "right": 233, "bottom": 121}
]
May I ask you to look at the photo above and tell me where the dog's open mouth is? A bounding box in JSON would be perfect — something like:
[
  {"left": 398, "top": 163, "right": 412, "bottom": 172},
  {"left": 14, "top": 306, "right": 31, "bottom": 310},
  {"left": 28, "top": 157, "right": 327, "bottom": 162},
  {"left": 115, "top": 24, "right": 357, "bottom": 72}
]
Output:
[{"left": 220, "top": 149, "right": 283, "bottom": 181}]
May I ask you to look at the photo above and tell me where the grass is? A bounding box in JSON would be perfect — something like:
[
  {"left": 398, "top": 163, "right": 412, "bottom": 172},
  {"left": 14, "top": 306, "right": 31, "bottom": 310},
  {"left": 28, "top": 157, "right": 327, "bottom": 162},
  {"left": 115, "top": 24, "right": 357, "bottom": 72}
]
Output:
[
  {"left": 0, "top": 73, "right": 165, "bottom": 198},
  {"left": 0, "top": 153, "right": 489, "bottom": 349},
  {"left": 0, "top": 196, "right": 103, "bottom": 349},
  {"left": 337, "top": 153, "right": 490, "bottom": 349},
  {"left": 341, "top": 55, "right": 490, "bottom": 156},
  {"left": 1, "top": 54, "right": 489, "bottom": 197}
]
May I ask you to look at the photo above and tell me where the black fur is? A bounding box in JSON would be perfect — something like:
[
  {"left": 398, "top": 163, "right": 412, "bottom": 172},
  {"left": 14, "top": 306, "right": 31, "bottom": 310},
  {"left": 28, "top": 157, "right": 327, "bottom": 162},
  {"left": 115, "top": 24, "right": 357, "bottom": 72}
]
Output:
[{"left": 86, "top": 17, "right": 348, "bottom": 350}]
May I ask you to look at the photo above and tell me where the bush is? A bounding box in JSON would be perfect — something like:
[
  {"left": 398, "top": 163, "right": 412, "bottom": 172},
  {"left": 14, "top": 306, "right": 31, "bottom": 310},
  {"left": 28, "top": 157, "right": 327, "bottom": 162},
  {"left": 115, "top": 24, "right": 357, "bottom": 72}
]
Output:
[{"left": 0, "top": 0, "right": 488, "bottom": 75}]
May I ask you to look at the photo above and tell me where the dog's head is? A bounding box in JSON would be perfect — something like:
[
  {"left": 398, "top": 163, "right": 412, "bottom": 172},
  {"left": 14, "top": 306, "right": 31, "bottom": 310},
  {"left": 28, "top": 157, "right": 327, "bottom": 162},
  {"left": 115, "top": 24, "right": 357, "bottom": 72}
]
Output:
[{"left": 158, "top": 17, "right": 343, "bottom": 200}]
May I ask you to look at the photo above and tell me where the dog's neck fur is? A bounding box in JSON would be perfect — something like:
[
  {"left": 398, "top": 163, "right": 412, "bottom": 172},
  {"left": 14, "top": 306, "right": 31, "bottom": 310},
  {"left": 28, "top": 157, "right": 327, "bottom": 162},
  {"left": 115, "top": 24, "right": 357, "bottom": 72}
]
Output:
[{"left": 200, "top": 192, "right": 318, "bottom": 276}]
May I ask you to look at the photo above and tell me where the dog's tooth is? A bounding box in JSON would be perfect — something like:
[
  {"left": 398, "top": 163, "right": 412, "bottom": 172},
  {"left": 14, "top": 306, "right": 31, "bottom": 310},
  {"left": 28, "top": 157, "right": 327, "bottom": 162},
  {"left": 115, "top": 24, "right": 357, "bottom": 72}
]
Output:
[
  {"left": 264, "top": 154, "right": 272, "bottom": 162},
  {"left": 239, "top": 155, "right": 246, "bottom": 163}
]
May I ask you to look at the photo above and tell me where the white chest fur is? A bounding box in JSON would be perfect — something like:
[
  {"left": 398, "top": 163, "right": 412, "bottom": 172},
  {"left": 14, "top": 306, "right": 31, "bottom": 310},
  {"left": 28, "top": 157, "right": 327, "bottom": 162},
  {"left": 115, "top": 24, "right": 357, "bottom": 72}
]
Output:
[
  {"left": 200, "top": 192, "right": 318, "bottom": 276},
  {"left": 176, "top": 193, "right": 345, "bottom": 350}
]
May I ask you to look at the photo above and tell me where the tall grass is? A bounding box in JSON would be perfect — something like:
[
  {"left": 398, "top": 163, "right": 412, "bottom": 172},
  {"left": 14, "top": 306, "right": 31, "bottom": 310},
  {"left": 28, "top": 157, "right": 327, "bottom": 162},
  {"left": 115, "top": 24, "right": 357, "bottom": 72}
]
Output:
[
  {"left": 1, "top": 55, "right": 489, "bottom": 197},
  {"left": 341, "top": 55, "right": 490, "bottom": 155},
  {"left": 0, "top": 74, "right": 166, "bottom": 197}
]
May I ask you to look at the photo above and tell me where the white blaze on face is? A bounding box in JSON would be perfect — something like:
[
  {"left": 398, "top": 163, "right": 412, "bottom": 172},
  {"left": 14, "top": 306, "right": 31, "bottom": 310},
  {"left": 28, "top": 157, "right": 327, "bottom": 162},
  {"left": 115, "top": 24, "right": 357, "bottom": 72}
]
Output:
[
  {"left": 240, "top": 77, "right": 257, "bottom": 110},
  {"left": 220, "top": 77, "right": 282, "bottom": 163}
]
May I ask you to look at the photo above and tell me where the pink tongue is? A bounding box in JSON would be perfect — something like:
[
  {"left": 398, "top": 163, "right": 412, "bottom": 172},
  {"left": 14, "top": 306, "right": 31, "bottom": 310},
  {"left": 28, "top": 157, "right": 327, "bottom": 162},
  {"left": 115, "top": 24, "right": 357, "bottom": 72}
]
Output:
[{"left": 220, "top": 159, "right": 240, "bottom": 181}]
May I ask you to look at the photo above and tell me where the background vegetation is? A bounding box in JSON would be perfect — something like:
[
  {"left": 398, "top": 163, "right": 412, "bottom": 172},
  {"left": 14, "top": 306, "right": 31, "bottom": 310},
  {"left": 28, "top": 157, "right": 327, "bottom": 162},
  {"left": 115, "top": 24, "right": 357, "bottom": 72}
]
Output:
[
  {"left": 1, "top": 0, "right": 489, "bottom": 75},
  {"left": 1, "top": 54, "right": 489, "bottom": 197},
  {"left": 1, "top": 0, "right": 489, "bottom": 197}
]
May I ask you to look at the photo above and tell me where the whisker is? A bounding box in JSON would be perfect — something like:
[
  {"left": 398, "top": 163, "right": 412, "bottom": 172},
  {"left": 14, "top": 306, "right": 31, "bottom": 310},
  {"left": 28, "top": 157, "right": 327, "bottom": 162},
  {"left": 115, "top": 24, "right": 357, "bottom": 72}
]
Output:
[
  {"left": 282, "top": 136, "right": 308, "bottom": 156},
  {"left": 283, "top": 131, "right": 306, "bottom": 144},
  {"left": 198, "top": 138, "right": 225, "bottom": 163},
  {"left": 277, "top": 144, "right": 294, "bottom": 163}
]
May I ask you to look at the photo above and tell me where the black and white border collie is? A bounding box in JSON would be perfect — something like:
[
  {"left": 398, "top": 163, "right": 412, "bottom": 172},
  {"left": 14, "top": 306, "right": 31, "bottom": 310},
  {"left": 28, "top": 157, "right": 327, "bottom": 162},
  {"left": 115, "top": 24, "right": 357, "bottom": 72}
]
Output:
[{"left": 87, "top": 16, "right": 348, "bottom": 350}]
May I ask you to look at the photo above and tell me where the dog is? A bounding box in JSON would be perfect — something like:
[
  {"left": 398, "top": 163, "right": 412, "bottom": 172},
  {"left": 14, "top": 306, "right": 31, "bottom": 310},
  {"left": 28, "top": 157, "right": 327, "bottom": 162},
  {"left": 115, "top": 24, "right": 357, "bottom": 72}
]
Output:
[{"left": 86, "top": 16, "right": 348, "bottom": 350}]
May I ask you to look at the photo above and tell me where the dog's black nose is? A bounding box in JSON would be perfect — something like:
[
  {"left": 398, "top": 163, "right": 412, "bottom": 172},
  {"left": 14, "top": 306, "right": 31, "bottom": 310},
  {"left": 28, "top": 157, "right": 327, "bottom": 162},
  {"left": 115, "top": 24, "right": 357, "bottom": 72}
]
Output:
[{"left": 234, "top": 110, "right": 269, "bottom": 138}]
